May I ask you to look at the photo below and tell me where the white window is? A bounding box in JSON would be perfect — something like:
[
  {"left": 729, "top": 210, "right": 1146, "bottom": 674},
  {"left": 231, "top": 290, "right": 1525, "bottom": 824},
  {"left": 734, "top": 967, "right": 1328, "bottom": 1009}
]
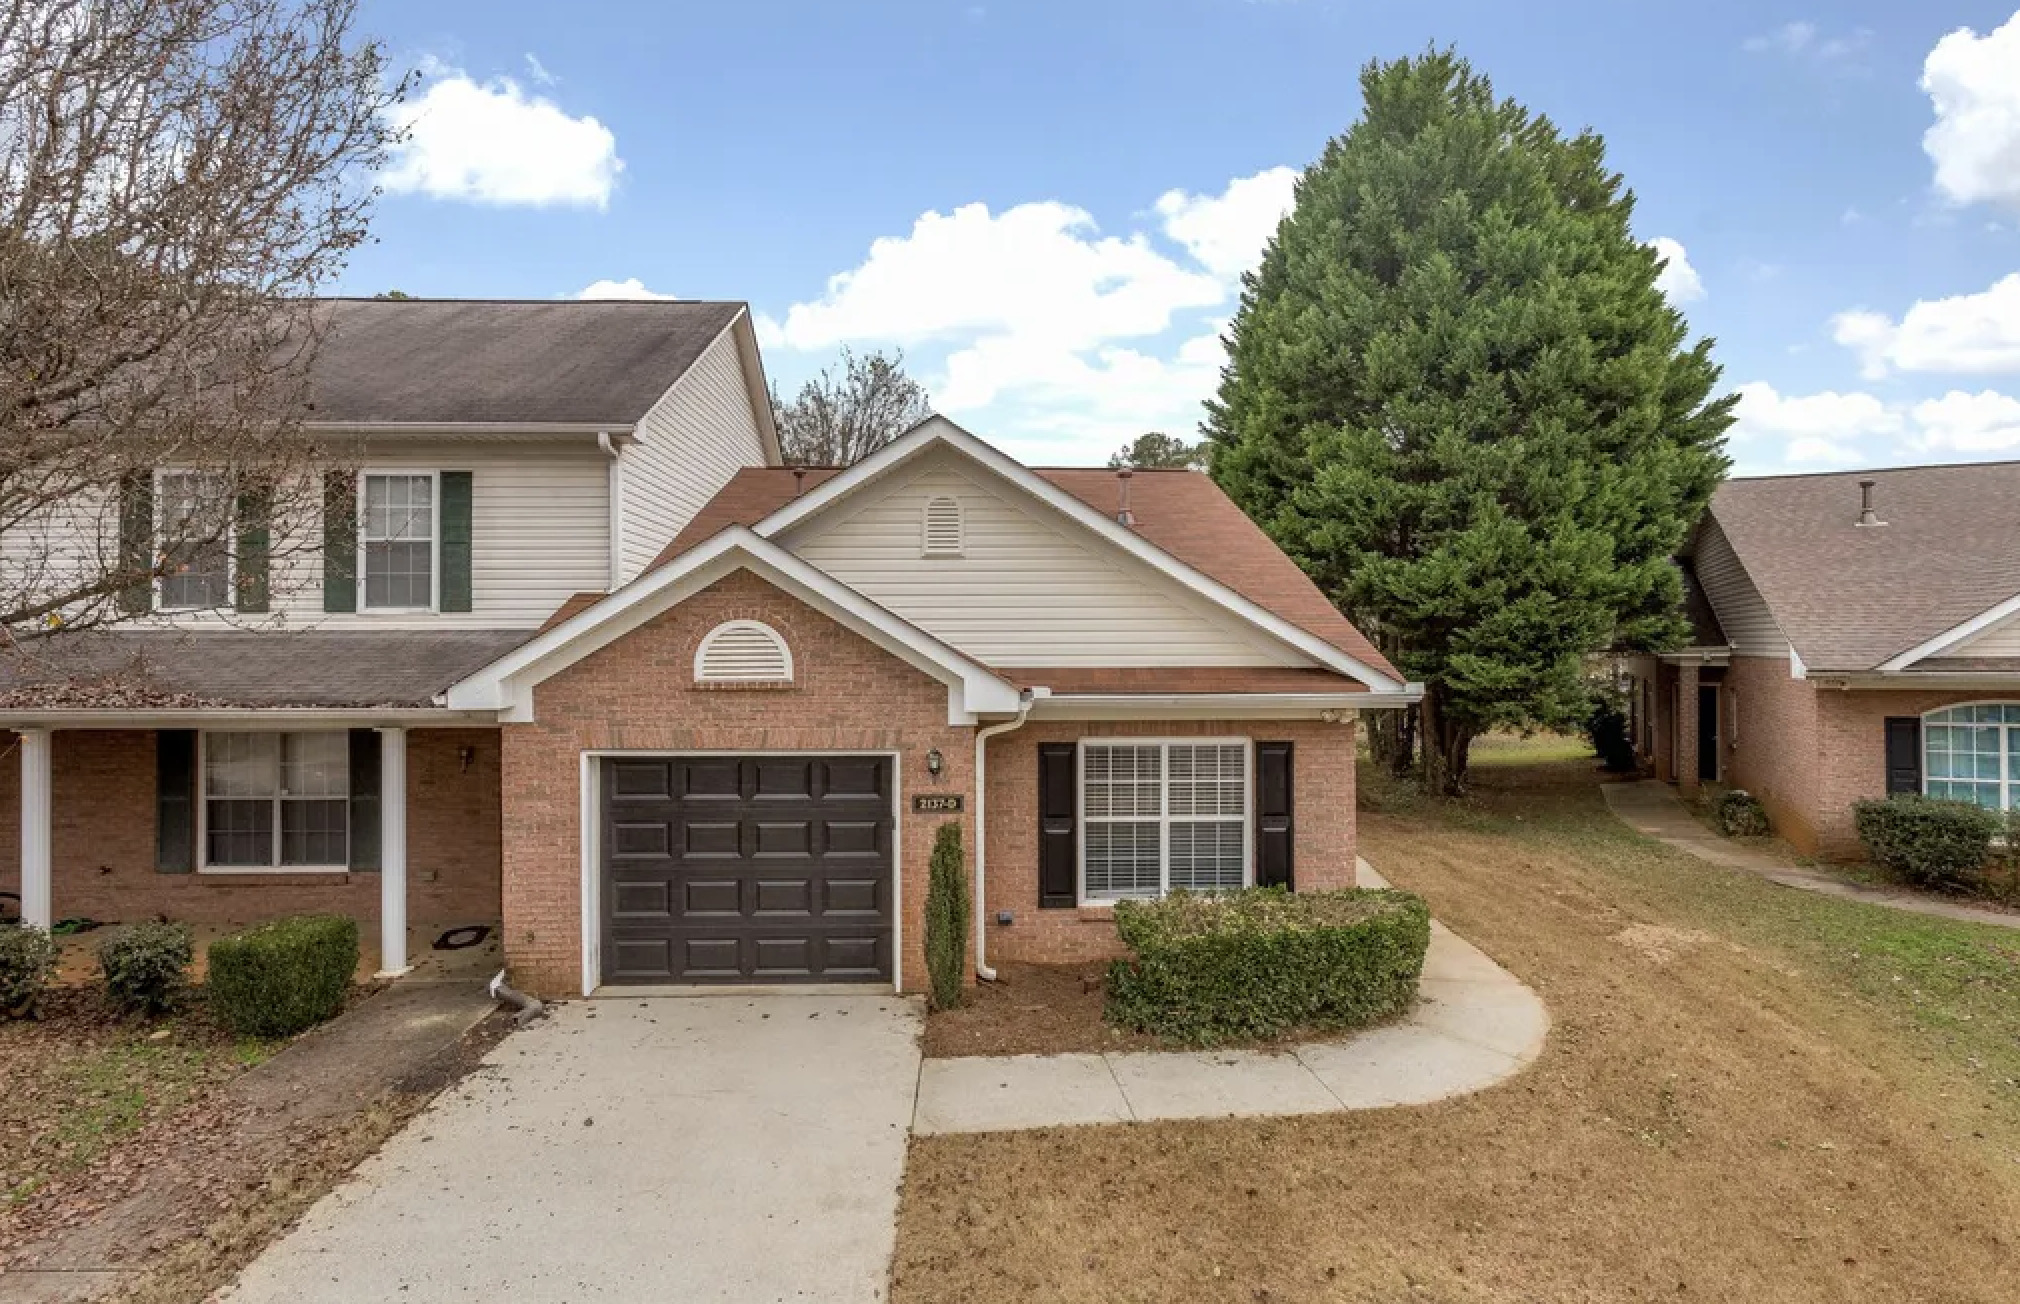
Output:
[
  {"left": 362, "top": 472, "right": 436, "bottom": 610},
  {"left": 693, "top": 620, "right": 794, "bottom": 683},
  {"left": 1080, "top": 740, "right": 1250, "bottom": 901},
  {"left": 203, "top": 732, "right": 349, "bottom": 869},
  {"left": 157, "top": 470, "right": 232, "bottom": 611},
  {"left": 1923, "top": 704, "right": 2020, "bottom": 810},
  {"left": 921, "top": 496, "right": 963, "bottom": 558}
]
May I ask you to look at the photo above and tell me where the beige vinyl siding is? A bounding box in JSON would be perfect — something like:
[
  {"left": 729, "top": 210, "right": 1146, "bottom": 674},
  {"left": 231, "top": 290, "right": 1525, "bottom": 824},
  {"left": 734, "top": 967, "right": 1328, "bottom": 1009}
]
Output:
[
  {"left": 617, "top": 322, "right": 770, "bottom": 582},
  {"left": 1946, "top": 607, "right": 2020, "bottom": 657},
  {"left": 790, "top": 462, "right": 1303, "bottom": 667},
  {"left": 0, "top": 484, "right": 118, "bottom": 617},
  {"left": 1694, "top": 519, "right": 1789, "bottom": 658}
]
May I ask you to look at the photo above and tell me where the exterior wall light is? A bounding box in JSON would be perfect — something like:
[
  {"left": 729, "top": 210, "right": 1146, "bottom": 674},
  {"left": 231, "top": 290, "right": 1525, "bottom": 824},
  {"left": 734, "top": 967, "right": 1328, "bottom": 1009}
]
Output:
[{"left": 925, "top": 748, "right": 945, "bottom": 777}]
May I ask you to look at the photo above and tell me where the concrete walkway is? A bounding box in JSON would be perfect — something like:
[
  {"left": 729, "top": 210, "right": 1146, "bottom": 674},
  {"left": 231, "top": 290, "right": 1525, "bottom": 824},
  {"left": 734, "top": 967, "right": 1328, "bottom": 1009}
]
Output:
[
  {"left": 914, "top": 860, "right": 1548, "bottom": 1135},
  {"left": 1601, "top": 780, "right": 2020, "bottom": 932},
  {"left": 216, "top": 994, "right": 922, "bottom": 1304}
]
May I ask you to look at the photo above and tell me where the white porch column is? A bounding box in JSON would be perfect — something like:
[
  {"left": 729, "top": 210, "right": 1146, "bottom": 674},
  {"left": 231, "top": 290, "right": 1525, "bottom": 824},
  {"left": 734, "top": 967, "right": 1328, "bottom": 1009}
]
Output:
[
  {"left": 18, "top": 729, "right": 52, "bottom": 930},
  {"left": 376, "top": 727, "right": 410, "bottom": 977}
]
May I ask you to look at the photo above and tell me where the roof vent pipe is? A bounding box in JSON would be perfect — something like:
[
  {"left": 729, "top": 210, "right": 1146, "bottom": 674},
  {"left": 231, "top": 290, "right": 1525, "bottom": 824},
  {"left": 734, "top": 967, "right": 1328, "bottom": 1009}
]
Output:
[
  {"left": 1856, "top": 477, "right": 1885, "bottom": 527},
  {"left": 1116, "top": 468, "right": 1135, "bottom": 527}
]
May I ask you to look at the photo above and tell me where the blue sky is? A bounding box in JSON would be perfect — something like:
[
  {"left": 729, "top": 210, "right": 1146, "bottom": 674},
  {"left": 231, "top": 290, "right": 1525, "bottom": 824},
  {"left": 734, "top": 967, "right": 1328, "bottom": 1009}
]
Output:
[{"left": 344, "top": 0, "right": 2020, "bottom": 474}]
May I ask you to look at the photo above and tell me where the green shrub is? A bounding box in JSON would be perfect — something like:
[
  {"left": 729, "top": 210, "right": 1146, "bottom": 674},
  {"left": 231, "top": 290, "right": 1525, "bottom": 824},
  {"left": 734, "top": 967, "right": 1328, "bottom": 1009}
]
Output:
[
  {"left": 98, "top": 920, "right": 194, "bottom": 1017},
  {"left": 1585, "top": 693, "right": 1638, "bottom": 773},
  {"left": 1853, "top": 795, "right": 1999, "bottom": 890},
  {"left": 0, "top": 923, "right": 57, "bottom": 1017},
  {"left": 1711, "top": 789, "right": 1769, "bottom": 838},
  {"left": 924, "top": 822, "right": 969, "bottom": 1012},
  {"left": 207, "top": 915, "right": 358, "bottom": 1037},
  {"left": 1105, "top": 887, "right": 1429, "bottom": 1046}
]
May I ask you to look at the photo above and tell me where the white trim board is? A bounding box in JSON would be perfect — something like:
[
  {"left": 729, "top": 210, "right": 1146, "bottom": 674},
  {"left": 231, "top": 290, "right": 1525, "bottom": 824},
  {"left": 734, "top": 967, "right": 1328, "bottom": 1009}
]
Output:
[{"left": 1878, "top": 589, "right": 2020, "bottom": 672}]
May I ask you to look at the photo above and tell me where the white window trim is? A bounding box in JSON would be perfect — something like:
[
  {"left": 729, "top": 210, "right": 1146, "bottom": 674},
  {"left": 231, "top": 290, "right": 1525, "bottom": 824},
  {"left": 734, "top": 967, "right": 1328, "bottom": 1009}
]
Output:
[
  {"left": 1919, "top": 702, "right": 2020, "bottom": 812},
  {"left": 153, "top": 468, "right": 235, "bottom": 614},
  {"left": 1076, "top": 737, "right": 1254, "bottom": 904},
  {"left": 357, "top": 468, "right": 442, "bottom": 615},
  {"left": 196, "top": 730, "right": 351, "bottom": 874}
]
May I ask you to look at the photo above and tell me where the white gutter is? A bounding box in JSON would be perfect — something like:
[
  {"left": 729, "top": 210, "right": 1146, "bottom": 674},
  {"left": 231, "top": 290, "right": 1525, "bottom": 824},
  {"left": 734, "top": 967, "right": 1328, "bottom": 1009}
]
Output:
[
  {"left": 305, "top": 421, "right": 637, "bottom": 437},
  {"left": 0, "top": 708, "right": 499, "bottom": 729},
  {"left": 971, "top": 690, "right": 1039, "bottom": 983}
]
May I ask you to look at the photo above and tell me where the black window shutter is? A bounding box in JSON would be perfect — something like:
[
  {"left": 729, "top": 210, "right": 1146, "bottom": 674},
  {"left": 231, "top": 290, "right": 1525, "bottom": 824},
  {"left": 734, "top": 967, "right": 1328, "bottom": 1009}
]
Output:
[
  {"left": 155, "top": 730, "right": 196, "bottom": 872},
  {"left": 118, "top": 472, "right": 155, "bottom": 615},
  {"left": 1256, "top": 741, "right": 1294, "bottom": 889},
  {"left": 235, "top": 481, "right": 271, "bottom": 614},
  {"left": 348, "top": 728, "right": 382, "bottom": 871},
  {"left": 323, "top": 471, "right": 357, "bottom": 613},
  {"left": 439, "top": 470, "right": 473, "bottom": 612},
  {"left": 1884, "top": 717, "right": 1922, "bottom": 795},
  {"left": 1038, "top": 743, "right": 1077, "bottom": 908}
]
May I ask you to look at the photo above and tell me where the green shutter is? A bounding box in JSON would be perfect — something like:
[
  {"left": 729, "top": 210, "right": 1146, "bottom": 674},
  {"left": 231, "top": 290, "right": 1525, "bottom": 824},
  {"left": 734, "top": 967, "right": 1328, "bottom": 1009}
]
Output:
[
  {"left": 348, "top": 728, "right": 381, "bottom": 871},
  {"left": 235, "top": 482, "right": 271, "bottom": 614},
  {"left": 118, "top": 472, "right": 154, "bottom": 615},
  {"left": 439, "top": 471, "right": 473, "bottom": 613},
  {"left": 155, "top": 730, "right": 196, "bottom": 872},
  {"left": 322, "top": 471, "right": 356, "bottom": 613}
]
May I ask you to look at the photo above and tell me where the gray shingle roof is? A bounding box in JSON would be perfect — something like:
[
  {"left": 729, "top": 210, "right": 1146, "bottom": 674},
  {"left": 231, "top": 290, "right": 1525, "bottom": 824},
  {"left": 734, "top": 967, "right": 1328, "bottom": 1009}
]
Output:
[
  {"left": 1706, "top": 460, "right": 2020, "bottom": 672},
  {"left": 306, "top": 299, "right": 746, "bottom": 426},
  {"left": 0, "top": 631, "right": 530, "bottom": 709}
]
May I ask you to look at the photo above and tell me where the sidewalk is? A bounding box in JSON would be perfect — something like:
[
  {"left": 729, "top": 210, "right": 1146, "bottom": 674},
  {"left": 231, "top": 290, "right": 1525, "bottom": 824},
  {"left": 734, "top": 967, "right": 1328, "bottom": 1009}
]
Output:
[
  {"left": 1600, "top": 780, "right": 2020, "bottom": 932},
  {"left": 913, "top": 860, "right": 1548, "bottom": 1135}
]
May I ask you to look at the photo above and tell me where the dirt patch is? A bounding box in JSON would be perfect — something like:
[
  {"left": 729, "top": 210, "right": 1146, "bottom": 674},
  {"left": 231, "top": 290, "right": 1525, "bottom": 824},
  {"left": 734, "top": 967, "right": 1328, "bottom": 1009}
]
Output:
[
  {"left": 1610, "top": 922, "right": 1716, "bottom": 964},
  {"left": 894, "top": 756, "right": 2020, "bottom": 1303},
  {"left": 923, "top": 962, "right": 1160, "bottom": 1058}
]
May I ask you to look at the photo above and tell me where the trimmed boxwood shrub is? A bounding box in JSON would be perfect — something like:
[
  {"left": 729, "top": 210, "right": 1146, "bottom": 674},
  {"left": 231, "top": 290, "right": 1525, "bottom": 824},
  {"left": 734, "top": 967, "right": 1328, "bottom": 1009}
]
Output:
[
  {"left": 1105, "top": 887, "right": 1430, "bottom": 1046},
  {"left": 1585, "top": 693, "right": 1638, "bottom": 773},
  {"left": 207, "top": 915, "right": 359, "bottom": 1038},
  {"left": 1854, "top": 795, "right": 1999, "bottom": 890},
  {"left": 924, "top": 821, "right": 968, "bottom": 1012},
  {"left": 99, "top": 920, "right": 194, "bottom": 1017},
  {"left": 0, "top": 923, "right": 57, "bottom": 1017},
  {"left": 1711, "top": 789, "right": 1769, "bottom": 838}
]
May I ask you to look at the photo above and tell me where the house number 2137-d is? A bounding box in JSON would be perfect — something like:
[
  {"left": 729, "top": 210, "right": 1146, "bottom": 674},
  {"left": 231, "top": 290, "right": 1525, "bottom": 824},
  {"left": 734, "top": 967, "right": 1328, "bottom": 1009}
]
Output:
[{"left": 912, "top": 793, "right": 964, "bottom": 814}]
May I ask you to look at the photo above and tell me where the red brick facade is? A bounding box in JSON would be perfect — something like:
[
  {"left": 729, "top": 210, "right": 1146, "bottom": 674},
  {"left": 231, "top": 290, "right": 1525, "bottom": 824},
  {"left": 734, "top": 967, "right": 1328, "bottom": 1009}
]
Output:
[{"left": 0, "top": 727, "right": 500, "bottom": 926}]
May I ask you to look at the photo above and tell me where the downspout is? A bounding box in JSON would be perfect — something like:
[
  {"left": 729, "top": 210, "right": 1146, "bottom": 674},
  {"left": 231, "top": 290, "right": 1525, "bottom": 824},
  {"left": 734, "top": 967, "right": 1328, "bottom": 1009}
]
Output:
[
  {"left": 971, "top": 689, "right": 1037, "bottom": 983},
  {"left": 598, "top": 431, "right": 623, "bottom": 589}
]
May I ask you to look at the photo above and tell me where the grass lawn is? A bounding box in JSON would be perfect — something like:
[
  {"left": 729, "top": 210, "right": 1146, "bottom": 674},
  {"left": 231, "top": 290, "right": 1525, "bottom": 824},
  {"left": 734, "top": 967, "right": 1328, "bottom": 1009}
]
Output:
[{"left": 893, "top": 740, "right": 2020, "bottom": 1303}]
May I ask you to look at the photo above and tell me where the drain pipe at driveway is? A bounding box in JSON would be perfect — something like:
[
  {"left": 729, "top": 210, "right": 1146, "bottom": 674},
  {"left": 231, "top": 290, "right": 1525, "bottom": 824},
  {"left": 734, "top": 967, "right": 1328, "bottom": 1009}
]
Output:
[{"left": 971, "top": 689, "right": 1039, "bottom": 983}]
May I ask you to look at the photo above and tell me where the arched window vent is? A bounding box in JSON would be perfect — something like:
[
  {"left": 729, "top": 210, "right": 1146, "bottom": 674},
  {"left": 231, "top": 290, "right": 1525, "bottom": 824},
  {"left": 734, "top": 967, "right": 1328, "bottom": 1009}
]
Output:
[
  {"left": 922, "top": 496, "right": 963, "bottom": 558},
  {"left": 693, "top": 620, "right": 794, "bottom": 684}
]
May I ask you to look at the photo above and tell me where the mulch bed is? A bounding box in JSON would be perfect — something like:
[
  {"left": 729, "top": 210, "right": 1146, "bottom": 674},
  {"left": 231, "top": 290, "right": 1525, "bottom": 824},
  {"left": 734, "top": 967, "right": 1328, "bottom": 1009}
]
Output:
[{"left": 922, "top": 961, "right": 1161, "bottom": 1058}]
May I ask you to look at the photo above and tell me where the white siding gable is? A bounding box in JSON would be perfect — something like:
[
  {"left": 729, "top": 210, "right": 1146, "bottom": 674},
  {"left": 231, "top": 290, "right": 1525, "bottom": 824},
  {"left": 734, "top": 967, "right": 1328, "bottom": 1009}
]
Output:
[
  {"left": 788, "top": 461, "right": 1306, "bottom": 667},
  {"left": 1944, "top": 607, "right": 2020, "bottom": 658},
  {"left": 616, "top": 324, "right": 770, "bottom": 583},
  {"left": 1695, "top": 518, "right": 1789, "bottom": 658}
]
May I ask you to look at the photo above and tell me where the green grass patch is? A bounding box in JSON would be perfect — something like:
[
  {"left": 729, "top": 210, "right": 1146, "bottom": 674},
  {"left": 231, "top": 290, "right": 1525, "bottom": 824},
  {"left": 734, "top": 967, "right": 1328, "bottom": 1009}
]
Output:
[{"left": 45, "top": 1041, "right": 217, "bottom": 1174}]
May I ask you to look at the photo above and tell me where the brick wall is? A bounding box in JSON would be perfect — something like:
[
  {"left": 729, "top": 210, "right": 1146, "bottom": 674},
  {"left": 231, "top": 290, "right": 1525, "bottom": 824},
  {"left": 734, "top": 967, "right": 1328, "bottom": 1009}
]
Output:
[
  {"left": 0, "top": 727, "right": 500, "bottom": 926},
  {"left": 1812, "top": 687, "right": 2009, "bottom": 859},
  {"left": 499, "top": 569, "right": 976, "bottom": 997},
  {"left": 1720, "top": 655, "right": 1823, "bottom": 853},
  {"left": 982, "top": 718, "right": 1359, "bottom": 966}
]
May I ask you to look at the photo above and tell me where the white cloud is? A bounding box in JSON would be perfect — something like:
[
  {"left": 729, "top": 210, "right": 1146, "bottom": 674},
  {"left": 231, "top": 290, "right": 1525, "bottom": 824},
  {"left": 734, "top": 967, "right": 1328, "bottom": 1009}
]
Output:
[
  {"left": 382, "top": 66, "right": 621, "bottom": 208},
  {"left": 1153, "top": 166, "right": 1298, "bottom": 282},
  {"left": 577, "top": 277, "right": 675, "bottom": 300},
  {"left": 1743, "top": 21, "right": 1870, "bottom": 61},
  {"left": 1648, "top": 237, "right": 1704, "bottom": 303},
  {"left": 1730, "top": 381, "right": 1903, "bottom": 467},
  {"left": 1921, "top": 11, "right": 2020, "bottom": 211},
  {"left": 1744, "top": 21, "right": 1817, "bottom": 55},
  {"left": 524, "top": 53, "right": 557, "bottom": 86},
  {"left": 1830, "top": 273, "right": 2020, "bottom": 378},
  {"left": 1911, "top": 389, "right": 2020, "bottom": 451}
]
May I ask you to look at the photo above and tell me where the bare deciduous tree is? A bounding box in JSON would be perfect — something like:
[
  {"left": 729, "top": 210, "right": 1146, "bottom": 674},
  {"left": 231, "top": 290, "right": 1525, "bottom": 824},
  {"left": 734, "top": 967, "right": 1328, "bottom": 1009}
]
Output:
[
  {"left": 770, "top": 347, "right": 932, "bottom": 467},
  {"left": 0, "top": 0, "right": 404, "bottom": 640}
]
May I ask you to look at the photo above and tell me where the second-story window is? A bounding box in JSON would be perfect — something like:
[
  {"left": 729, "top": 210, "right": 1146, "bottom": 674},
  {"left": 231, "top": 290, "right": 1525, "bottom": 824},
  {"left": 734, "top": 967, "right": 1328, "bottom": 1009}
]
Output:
[
  {"left": 362, "top": 472, "right": 435, "bottom": 610},
  {"left": 157, "top": 470, "right": 232, "bottom": 611}
]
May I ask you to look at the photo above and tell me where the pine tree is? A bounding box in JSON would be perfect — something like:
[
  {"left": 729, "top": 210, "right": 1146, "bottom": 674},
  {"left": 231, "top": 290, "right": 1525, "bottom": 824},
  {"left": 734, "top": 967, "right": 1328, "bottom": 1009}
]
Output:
[{"left": 1208, "top": 50, "right": 1733, "bottom": 795}]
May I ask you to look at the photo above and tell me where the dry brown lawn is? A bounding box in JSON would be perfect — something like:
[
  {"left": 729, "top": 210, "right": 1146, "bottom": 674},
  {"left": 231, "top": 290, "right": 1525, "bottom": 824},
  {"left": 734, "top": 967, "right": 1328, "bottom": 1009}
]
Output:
[{"left": 893, "top": 751, "right": 2020, "bottom": 1303}]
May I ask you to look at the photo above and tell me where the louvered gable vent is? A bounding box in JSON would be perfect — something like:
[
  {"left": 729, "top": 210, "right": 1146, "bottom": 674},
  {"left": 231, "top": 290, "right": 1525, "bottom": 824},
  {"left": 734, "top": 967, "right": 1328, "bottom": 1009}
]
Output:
[
  {"left": 922, "top": 495, "right": 963, "bottom": 557},
  {"left": 694, "top": 621, "right": 794, "bottom": 683}
]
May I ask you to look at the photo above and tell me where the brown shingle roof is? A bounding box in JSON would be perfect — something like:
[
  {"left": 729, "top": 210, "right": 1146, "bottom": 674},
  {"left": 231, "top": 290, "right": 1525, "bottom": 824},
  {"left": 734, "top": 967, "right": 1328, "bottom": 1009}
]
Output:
[
  {"left": 307, "top": 299, "right": 745, "bottom": 427},
  {"left": 1707, "top": 460, "right": 2020, "bottom": 672},
  {"left": 653, "top": 466, "right": 1400, "bottom": 683}
]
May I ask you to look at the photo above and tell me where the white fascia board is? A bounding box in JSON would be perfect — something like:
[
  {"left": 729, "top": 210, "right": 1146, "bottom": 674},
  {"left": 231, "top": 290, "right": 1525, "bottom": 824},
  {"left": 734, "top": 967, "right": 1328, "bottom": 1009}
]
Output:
[
  {"left": 0, "top": 708, "right": 497, "bottom": 729},
  {"left": 750, "top": 416, "right": 1409, "bottom": 694},
  {"left": 1789, "top": 645, "right": 1807, "bottom": 679},
  {"left": 1821, "top": 672, "right": 2020, "bottom": 691},
  {"left": 1030, "top": 687, "right": 1422, "bottom": 722},
  {"left": 445, "top": 526, "right": 1019, "bottom": 725},
  {"left": 1876, "top": 589, "right": 2020, "bottom": 672}
]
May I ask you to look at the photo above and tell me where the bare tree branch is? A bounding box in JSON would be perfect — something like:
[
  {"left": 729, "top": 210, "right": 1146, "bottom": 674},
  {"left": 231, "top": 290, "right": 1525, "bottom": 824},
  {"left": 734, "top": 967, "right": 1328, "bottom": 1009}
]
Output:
[{"left": 770, "top": 347, "right": 932, "bottom": 467}]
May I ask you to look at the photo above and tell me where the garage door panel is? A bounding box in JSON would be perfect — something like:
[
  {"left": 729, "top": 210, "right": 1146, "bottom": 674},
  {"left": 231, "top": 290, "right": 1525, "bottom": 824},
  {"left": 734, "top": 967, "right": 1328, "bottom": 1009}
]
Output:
[
  {"left": 821, "top": 757, "right": 886, "bottom": 801},
  {"left": 682, "top": 879, "right": 742, "bottom": 915},
  {"left": 823, "top": 878, "right": 882, "bottom": 915},
  {"left": 822, "top": 819, "right": 883, "bottom": 858},
  {"left": 611, "top": 881, "right": 671, "bottom": 918},
  {"left": 610, "top": 821, "right": 670, "bottom": 858},
  {"left": 752, "top": 758, "right": 815, "bottom": 799},
  {"left": 752, "top": 820, "right": 813, "bottom": 858},
  {"left": 682, "top": 820, "right": 741, "bottom": 857},
  {"left": 752, "top": 936, "right": 814, "bottom": 977},
  {"left": 821, "top": 935, "right": 884, "bottom": 978},
  {"left": 752, "top": 879, "right": 812, "bottom": 915},
  {"left": 675, "top": 758, "right": 741, "bottom": 800},
  {"left": 680, "top": 937, "right": 743, "bottom": 978},
  {"left": 609, "top": 760, "right": 673, "bottom": 797},
  {"left": 610, "top": 937, "right": 673, "bottom": 979}
]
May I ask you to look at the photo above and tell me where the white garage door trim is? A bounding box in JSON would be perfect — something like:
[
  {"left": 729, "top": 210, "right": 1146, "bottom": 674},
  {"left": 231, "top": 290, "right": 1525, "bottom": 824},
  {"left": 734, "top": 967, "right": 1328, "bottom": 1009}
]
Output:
[{"left": 577, "top": 748, "right": 904, "bottom": 996}]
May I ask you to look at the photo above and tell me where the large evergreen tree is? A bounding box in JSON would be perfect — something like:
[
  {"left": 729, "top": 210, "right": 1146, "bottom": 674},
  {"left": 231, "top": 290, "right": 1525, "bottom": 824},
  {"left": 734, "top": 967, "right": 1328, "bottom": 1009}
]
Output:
[{"left": 1207, "top": 51, "right": 1733, "bottom": 795}]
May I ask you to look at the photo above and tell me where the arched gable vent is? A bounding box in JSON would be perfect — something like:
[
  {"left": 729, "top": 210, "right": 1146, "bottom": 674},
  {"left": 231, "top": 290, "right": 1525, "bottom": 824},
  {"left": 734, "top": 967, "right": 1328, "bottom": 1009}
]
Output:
[
  {"left": 921, "top": 495, "right": 963, "bottom": 558},
  {"left": 693, "top": 620, "right": 794, "bottom": 684}
]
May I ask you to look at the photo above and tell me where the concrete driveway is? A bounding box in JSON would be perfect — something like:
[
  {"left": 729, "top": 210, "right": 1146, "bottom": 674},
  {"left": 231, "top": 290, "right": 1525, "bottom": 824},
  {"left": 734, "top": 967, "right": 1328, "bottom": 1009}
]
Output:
[{"left": 217, "top": 992, "right": 922, "bottom": 1304}]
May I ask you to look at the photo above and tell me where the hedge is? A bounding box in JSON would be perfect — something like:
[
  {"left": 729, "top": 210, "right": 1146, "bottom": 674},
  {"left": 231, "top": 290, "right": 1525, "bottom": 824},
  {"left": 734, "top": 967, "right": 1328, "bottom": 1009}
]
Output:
[
  {"left": 1105, "top": 887, "right": 1429, "bottom": 1046},
  {"left": 1853, "top": 795, "right": 1998, "bottom": 890},
  {"left": 0, "top": 923, "right": 56, "bottom": 1017},
  {"left": 99, "top": 920, "right": 194, "bottom": 1017},
  {"left": 924, "top": 821, "right": 968, "bottom": 1011},
  {"left": 207, "top": 914, "right": 359, "bottom": 1038},
  {"left": 1585, "top": 693, "right": 1638, "bottom": 773},
  {"left": 1711, "top": 789, "right": 1769, "bottom": 838}
]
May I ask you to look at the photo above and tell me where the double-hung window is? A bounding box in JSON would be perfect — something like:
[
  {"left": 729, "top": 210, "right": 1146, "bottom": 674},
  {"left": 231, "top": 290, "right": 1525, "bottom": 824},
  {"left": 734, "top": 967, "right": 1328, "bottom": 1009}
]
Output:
[
  {"left": 1080, "top": 740, "right": 1250, "bottom": 900},
  {"left": 362, "top": 472, "right": 436, "bottom": 610},
  {"left": 157, "top": 470, "right": 232, "bottom": 611},
  {"left": 203, "top": 732, "right": 349, "bottom": 869},
  {"left": 1923, "top": 704, "right": 2020, "bottom": 810}
]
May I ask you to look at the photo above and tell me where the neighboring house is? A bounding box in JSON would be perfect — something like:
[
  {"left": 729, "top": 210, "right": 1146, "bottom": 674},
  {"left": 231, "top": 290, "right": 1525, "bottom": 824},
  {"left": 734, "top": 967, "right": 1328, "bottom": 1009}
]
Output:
[
  {"left": 1624, "top": 460, "right": 2020, "bottom": 857},
  {"left": 0, "top": 318, "right": 1419, "bottom": 996}
]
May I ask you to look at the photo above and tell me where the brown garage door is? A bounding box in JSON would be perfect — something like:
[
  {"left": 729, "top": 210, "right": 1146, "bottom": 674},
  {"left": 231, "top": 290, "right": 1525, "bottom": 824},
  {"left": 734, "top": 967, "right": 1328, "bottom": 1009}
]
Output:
[{"left": 600, "top": 755, "right": 894, "bottom": 984}]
